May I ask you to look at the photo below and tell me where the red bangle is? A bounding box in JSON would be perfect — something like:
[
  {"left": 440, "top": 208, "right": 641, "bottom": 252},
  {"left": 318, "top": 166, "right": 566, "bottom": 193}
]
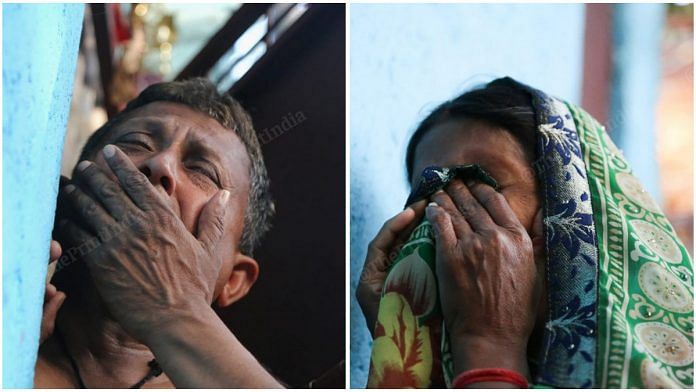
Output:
[{"left": 452, "top": 368, "right": 528, "bottom": 388}]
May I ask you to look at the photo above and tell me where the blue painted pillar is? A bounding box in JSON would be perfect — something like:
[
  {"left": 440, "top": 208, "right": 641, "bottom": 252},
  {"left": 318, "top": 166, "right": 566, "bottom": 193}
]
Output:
[
  {"left": 3, "top": 4, "right": 84, "bottom": 387},
  {"left": 609, "top": 3, "right": 666, "bottom": 202}
]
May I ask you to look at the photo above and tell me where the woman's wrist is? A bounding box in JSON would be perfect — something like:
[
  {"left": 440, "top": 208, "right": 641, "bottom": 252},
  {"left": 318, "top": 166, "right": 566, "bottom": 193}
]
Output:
[
  {"left": 449, "top": 334, "right": 530, "bottom": 380},
  {"left": 452, "top": 368, "right": 529, "bottom": 388}
]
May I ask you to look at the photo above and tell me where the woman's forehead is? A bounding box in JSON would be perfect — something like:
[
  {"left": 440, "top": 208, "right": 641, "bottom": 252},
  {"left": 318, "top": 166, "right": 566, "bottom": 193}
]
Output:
[{"left": 411, "top": 119, "right": 527, "bottom": 183}]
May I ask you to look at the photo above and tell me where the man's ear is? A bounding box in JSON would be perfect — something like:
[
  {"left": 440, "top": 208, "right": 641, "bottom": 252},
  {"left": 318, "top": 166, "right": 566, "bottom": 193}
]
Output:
[{"left": 215, "top": 253, "right": 259, "bottom": 308}]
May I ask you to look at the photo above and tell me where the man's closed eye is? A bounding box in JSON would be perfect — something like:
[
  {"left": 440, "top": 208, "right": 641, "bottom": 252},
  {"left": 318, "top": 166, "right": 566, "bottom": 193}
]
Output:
[
  {"left": 186, "top": 163, "right": 221, "bottom": 188},
  {"left": 115, "top": 134, "right": 155, "bottom": 153}
]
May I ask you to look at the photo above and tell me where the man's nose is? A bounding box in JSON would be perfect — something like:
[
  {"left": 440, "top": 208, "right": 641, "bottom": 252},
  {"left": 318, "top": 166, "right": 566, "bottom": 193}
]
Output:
[{"left": 138, "top": 152, "right": 177, "bottom": 196}]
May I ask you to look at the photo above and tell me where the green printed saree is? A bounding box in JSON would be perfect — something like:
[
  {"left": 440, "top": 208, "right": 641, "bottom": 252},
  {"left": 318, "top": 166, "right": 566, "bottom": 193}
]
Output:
[{"left": 367, "top": 77, "right": 693, "bottom": 388}]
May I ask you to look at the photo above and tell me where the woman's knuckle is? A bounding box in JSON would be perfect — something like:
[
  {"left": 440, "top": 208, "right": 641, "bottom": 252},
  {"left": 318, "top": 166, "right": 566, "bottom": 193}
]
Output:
[
  {"left": 513, "top": 225, "right": 528, "bottom": 238},
  {"left": 447, "top": 180, "right": 465, "bottom": 194},
  {"left": 431, "top": 192, "right": 446, "bottom": 205},
  {"left": 490, "top": 230, "right": 506, "bottom": 243},
  {"left": 518, "top": 232, "right": 533, "bottom": 248},
  {"left": 457, "top": 202, "right": 473, "bottom": 216},
  {"left": 467, "top": 238, "right": 484, "bottom": 254},
  {"left": 455, "top": 202, "right": 466, "bottom": 213},
  {"left": 431, "top": 208, "right": 444, "bottom": 222},
  {"left": 480, "top": 192, "right": 498, "bottom": 206}
]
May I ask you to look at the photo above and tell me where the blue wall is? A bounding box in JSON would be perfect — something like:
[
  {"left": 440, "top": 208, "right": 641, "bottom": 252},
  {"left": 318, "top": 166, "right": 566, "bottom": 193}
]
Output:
[
  {"left": 349, "top": 4, "right": 586, "bottom": 386},
  {"left": 3, "top": 4, "right": 83, "bottom": 387},
  {"left": 610, "top": 3, "right": 666, "bottom": 202}
]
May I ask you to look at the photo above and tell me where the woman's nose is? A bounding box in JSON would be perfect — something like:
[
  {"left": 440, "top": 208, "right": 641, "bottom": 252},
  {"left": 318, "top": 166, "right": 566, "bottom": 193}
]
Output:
[{"left": 138, "top": 152, "right": 177, "bottom": 196}]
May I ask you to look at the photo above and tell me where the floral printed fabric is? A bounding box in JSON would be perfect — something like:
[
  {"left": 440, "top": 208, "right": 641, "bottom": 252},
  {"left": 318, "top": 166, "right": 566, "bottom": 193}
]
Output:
[
  {"left": 367, "top": 166, "right": 499, "bottom": 388},
  {"left": 367, "top": 218, "right": 446, "bottom": 388},
  {"left": 365, "top": 77, "right": 693, "bottom": 388}
]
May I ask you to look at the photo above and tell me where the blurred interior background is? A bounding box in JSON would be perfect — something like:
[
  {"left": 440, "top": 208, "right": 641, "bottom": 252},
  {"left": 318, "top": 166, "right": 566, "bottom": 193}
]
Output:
[
  {"left": 60, "top": 3, "right": 345, "bottom": 388},
  {"left": 349, "top": 3, "right": 693, "bottom": 387}
]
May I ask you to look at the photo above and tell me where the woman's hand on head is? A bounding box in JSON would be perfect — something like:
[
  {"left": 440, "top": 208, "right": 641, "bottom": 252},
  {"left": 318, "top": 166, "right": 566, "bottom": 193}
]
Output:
[
  {"left": 425, "top": 179, "right": 542, "bottom": 377},
  {"left": 357, "top": 200, "right": 427, "bottom": 337}
]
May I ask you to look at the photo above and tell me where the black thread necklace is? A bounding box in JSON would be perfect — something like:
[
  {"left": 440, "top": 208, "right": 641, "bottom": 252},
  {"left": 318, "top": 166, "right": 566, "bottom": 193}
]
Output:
[{"left": 55, "top": 327, "right": 162, "bottom": 388}]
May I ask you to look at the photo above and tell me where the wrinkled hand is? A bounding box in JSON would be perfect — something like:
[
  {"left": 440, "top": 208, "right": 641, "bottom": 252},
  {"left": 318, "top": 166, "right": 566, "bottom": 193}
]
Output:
[
  {"left": 357, "top": 201, "right": 426, "bottom": 336},
  {"left": 425, "top": 179, "right": 542, "bottom": 377},
  {"left": 40, "top": 240, "right": 66, "bottom": 345},
  {"left": 58, "top": 144, "right": 232, "bottom": 344}
]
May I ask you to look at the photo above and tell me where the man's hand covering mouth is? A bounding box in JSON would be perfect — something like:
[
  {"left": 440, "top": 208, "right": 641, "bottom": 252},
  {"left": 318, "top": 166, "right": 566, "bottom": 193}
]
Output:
[{"left": 57, "top": 144, "right": 232, "bottom": 345}]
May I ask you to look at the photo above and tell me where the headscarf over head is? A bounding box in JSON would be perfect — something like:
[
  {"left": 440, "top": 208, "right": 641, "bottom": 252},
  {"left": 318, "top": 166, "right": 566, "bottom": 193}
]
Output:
[{"left": 366, "top": 77, "right": 693, "bottom": 388}]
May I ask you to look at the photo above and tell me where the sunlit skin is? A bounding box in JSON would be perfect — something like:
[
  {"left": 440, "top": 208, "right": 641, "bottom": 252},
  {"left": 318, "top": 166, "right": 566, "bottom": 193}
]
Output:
[
  {"left": 34, "top": 102, "right": 268, "bottom": 388},
  {"left": 358, "top": 117, "right": 548, "bottom": 388}
]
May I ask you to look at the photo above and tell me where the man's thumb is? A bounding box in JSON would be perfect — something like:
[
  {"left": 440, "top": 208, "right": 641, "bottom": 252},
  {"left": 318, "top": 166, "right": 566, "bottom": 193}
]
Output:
[{"left": 197, "top": 190, "right": 230, "bottom": 250}]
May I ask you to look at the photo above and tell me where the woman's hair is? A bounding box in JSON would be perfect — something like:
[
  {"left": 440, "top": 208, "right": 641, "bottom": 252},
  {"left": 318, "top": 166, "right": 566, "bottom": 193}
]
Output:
[
  {"left": 405, "top": 77, "right": 537, "bottom": 181},
  {"left": 79, "top": 78, "right": 273, "bottom": 256}
]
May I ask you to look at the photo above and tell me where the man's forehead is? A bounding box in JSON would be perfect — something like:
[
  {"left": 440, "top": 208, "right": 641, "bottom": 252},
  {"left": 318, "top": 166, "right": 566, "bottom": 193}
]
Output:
[
  {"left": 117, "top": 103, "right": 234, "bottom": 145},
  {"left": 121, "top": 101, "right": 226, "bottom": 132}
]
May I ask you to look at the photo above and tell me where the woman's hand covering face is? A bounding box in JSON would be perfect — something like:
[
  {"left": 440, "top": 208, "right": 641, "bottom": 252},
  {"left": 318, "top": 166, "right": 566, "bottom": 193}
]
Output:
[
  {"left": 58, "top": 144, "right": 232, "bottom": 345},
  {"left": 357, "top": 200, "right": 427, "bottom": 336},
  {"left": 425, "top": 179, "right": 543, "bottom": 376}
]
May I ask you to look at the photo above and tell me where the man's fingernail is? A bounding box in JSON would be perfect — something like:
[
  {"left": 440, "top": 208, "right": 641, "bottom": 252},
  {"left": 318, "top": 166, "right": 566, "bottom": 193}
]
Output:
[
  {"left": 221, "top": 190, "right": 230, "bottom": 203},
  {"left": 64, "top": 184, "right": 76, "bottom": 194},
  {"left": 77, "top": 161, "right": 91, "bottom": 171},
  {"left": 103, "top": 144, "right": 116, "bottom": 159},
  {"left": 427, "top": 201, "right": 438, "bottom": 207}
]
